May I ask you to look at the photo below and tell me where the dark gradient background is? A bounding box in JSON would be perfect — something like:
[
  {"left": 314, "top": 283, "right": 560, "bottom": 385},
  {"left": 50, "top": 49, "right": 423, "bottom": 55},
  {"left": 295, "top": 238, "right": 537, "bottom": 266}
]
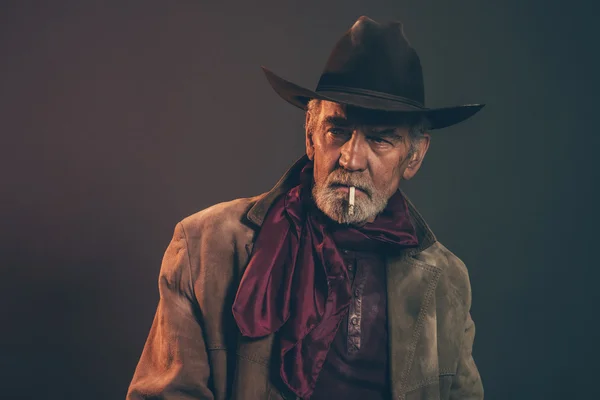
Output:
[{"left": 1, "top": 1, "right": 598, "bottom": 399}]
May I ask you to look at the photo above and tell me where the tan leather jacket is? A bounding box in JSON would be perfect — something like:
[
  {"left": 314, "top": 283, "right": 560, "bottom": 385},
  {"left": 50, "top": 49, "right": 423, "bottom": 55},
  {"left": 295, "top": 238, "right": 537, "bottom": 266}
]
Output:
[{"left": 127, "top": 158, "right": 483, "bottom": 400}]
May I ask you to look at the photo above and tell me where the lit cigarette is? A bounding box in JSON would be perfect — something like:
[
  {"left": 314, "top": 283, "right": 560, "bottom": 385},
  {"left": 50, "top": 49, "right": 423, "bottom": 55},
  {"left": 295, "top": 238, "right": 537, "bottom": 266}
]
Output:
[{"left": 348, "top": 186, "right": 355, "bottom": 216}]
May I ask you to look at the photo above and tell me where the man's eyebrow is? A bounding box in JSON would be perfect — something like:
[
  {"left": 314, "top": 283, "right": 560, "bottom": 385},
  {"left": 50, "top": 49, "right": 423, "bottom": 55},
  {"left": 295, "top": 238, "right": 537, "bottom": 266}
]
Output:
[
  {"left": 368, "top": 128, "right": 403, "bottom": 138},
  {"left": 323, "top": 116, "right": 351, "bottom": 126},
  {"left": 321, "top": 117, "right": 404, "bottom": 139}
]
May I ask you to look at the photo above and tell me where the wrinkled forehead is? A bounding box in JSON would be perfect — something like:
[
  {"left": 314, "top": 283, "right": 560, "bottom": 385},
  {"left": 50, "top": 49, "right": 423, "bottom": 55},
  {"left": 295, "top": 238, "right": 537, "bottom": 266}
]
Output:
[{"left": 317, "top": 100, "right": 422, "bottom": 128}]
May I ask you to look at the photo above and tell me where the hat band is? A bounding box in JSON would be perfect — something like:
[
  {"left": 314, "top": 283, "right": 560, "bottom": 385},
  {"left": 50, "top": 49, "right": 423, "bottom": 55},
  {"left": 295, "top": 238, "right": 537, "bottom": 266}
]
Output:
[{"left": 315, "top": 85, "right": 425, "bottom": 109}]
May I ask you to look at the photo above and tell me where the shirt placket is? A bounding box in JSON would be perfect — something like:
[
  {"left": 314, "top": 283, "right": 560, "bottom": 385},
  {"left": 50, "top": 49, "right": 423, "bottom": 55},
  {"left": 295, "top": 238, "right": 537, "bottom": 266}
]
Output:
[{"left": 346, "top": 254, "right": 366, "bottom": 354}]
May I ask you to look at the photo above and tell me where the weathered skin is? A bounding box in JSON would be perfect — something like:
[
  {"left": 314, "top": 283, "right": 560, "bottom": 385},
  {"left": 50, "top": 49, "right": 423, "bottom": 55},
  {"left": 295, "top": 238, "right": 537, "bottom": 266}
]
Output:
[
  {"left": 307, "top": 101, "right": 431, "bottom": 225},
  {"left": 127, "top": 157, "right": 483, "bottom": 400}
]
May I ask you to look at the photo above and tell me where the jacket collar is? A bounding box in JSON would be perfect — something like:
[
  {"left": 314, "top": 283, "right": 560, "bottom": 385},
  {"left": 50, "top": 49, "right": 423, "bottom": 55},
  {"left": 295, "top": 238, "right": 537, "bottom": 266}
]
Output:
[{"left": 246, "top": 155, "right": 437, "bottom": 254}]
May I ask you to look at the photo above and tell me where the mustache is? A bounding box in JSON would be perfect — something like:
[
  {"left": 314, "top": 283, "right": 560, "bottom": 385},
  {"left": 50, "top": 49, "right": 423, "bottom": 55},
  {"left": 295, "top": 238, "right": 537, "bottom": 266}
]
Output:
[{"left": 325, "top": 171, "right": 373, "bottom": 196}]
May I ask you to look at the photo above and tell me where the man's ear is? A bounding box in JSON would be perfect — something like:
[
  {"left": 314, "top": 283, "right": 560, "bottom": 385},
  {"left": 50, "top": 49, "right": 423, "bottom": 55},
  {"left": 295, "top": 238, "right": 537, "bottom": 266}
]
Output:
[
  {"left": 403, "top": 133, "right": 431, "bottom": 180},
  {"left": 305, "top": 112, "right": 315, "bottom": 160}
]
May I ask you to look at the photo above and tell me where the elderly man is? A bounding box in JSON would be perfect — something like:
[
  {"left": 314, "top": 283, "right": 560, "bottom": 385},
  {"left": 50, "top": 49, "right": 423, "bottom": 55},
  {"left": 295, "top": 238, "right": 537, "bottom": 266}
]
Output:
[{"left": 127, "top": 16, "right": 484, "bottom": 400}]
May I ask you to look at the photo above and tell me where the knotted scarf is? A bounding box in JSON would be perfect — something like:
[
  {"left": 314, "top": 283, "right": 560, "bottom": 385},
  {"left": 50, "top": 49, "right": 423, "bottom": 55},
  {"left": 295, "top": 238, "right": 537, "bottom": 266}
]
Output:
[{"left": 232, "top": 162, "right": 418, "bottom": 398}]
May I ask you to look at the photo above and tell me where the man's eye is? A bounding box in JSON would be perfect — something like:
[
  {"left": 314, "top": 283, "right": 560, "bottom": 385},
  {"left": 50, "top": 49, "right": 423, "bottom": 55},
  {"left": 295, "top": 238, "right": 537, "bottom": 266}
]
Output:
[
  {"left": 328, "top": 128, "right": 351, "bottom": 138},
  {"left": 369, "top": 137, "right": 391, "bottom": 145}
]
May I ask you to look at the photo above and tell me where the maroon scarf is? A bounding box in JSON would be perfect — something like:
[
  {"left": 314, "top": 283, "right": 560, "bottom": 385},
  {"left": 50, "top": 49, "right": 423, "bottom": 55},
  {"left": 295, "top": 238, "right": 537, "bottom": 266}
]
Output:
[{"left": 232, "top": 162, "right": 418, "bottom": 398}]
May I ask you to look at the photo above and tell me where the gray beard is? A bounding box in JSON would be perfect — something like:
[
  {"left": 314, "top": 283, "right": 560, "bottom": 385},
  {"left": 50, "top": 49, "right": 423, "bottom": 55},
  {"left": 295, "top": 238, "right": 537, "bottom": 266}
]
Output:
[{"left": 311, "top": 179, "right": 389, "bottom": 225}]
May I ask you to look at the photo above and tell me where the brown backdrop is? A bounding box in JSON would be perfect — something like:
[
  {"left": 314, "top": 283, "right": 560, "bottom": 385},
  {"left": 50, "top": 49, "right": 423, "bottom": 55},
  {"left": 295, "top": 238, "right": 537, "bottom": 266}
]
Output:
[{"left": 1, "top": 1, "right": 598, "bottom": 399}]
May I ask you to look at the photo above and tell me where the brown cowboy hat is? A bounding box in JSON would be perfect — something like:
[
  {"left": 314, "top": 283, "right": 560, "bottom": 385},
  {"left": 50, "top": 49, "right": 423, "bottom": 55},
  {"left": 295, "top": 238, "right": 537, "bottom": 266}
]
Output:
[{"left": 262, "top": 16, "right": 484, "bottom": 130}]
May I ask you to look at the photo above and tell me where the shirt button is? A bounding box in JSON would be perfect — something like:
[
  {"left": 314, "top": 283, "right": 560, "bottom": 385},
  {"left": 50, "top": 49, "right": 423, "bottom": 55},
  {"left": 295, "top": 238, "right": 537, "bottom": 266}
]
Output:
[
  {"left": 351, "top": 317, "right": 359, "bottom": 326},
  {"left": 347, "top": 264, "right": 353, "bottom": 272}
]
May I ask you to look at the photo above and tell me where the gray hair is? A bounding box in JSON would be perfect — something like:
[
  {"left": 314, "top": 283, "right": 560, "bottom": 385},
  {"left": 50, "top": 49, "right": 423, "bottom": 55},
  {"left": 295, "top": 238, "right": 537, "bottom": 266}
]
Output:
[
  {"left": 305, "top": 98, "right": 428, "bottom": 157},
  {"left": 407, "top": 118, "right": 428, "bottom": 157},
  {"left": 305, "top": 98, "right": 322, "bottom": 135}
]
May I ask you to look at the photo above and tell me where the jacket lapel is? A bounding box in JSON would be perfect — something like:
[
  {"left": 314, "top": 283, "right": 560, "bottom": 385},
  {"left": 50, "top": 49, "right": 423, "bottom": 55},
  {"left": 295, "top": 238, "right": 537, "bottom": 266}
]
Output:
[{"left": 246, "top": 155, "right": 308, "bottom": 228}]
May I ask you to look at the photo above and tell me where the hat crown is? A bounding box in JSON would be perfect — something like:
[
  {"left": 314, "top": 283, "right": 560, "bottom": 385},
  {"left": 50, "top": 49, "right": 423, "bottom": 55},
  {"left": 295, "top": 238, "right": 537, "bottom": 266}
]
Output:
[
  {"left": 316, "top": 16, "right": 425, "bottom": 107},
  {"left": 260, "top": 16, "right": 484, "bottom": 129}
]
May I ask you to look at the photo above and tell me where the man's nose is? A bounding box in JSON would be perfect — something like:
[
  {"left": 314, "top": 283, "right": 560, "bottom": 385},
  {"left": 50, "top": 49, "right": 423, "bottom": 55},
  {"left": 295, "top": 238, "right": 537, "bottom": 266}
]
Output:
[{"left": 339, "top": 131, "right": 368, "bottom": 172}]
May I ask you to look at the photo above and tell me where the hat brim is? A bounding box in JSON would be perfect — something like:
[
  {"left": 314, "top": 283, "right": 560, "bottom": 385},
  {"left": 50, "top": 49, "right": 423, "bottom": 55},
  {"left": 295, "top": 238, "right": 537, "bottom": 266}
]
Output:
[{"left": 262, "top": 66, "right": 485, "bottom": 130}]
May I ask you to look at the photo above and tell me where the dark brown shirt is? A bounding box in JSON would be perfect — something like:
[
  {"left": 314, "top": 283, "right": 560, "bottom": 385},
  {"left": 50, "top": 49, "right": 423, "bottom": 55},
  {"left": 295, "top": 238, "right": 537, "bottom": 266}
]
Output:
[{"left": 311, "top": 248, "right": 390, "bottom": 399}]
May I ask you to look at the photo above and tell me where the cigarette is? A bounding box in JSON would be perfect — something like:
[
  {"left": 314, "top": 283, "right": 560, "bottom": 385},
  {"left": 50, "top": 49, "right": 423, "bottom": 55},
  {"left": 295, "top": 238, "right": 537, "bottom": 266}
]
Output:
[{"left": 348, "top": 186, "right": 355, "bottom": 216}]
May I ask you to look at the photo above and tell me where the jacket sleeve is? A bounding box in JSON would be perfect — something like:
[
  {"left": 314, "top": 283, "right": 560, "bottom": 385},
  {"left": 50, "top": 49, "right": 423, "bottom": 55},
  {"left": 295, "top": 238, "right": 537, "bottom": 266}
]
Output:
[
  {"left": 127, "top": 223, "right": 214, "bottom": 400},
  {"left": 449, "top": 312, "right": 484, "bottom": 400}
]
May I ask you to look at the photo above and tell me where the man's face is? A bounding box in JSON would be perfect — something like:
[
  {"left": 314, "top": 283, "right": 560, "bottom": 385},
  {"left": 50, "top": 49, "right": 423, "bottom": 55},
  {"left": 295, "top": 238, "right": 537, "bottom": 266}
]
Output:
[{"left": 306, "top": 101, "right": 430, "bottom": 225}]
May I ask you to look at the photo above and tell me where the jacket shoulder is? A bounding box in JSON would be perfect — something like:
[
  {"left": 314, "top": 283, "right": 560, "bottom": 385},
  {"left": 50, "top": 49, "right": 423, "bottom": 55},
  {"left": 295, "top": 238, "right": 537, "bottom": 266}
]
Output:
[
  {"left": 179, "top": 195, "right": 263, "bottom": 239},
  {"left": 176, "top": 195, "right": 266, "bottom": 278}
]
